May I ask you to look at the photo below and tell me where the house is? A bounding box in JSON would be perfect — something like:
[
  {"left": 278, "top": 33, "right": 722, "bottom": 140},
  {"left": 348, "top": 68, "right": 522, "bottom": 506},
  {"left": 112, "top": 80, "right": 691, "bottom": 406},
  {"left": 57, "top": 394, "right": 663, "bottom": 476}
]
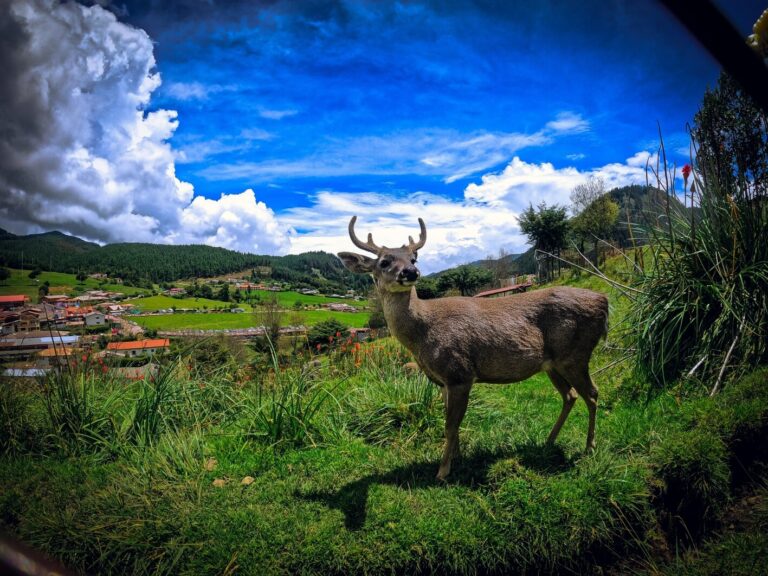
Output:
[
  {"left": 0, "top": 311, "right": 20, "bottom": 335},
  {"left": 106, "top": 338, "right": 170, "bottom": 357},
  {"left": 84, "top": 311, "right": 106, "bottom": 327},
  {"left": 0, "top": 295, "right": 30, "bottom": 311},
  {"left": 164, "top": 287, "right": 186, "bottom": 297},
  {"left": 65, "top": 306, "right": 94, "bottom": 320},
  {"left": 41, "top": 294, "right": 72, "bottom": 306},
  {"left": 18, "top": 308, "right": 42, "bottom": 331},
  {"left": 36, "top": 346, "right": 80, "bottom": 367},
  {"left": 0, "top": 333, "right": 80, "bottom": 361},
  {"left": 327, "top": 303, "right": 357, "bottom": 312}
]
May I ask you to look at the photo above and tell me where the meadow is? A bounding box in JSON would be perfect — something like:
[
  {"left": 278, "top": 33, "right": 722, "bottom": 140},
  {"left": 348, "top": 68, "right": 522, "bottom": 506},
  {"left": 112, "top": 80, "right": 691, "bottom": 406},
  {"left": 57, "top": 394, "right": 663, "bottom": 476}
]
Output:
[
  {"left": 1, "top": 269, "right": 766, "bottom": 574},
  {"left": 124, "top": 291, "right": 368, "bottom": 313},
  {"left": 133, "top": 309, "right": 370, "bottom": 331},
  {"left": 0, "top": 268, "right": 150, "bottom": 299}
]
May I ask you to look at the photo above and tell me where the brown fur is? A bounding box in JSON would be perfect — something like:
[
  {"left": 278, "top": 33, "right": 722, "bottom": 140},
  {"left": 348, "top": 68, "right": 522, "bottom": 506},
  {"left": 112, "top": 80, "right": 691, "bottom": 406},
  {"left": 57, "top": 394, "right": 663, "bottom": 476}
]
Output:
[{"left": 339, "top": 217, "right": 608, "bottom": 480}]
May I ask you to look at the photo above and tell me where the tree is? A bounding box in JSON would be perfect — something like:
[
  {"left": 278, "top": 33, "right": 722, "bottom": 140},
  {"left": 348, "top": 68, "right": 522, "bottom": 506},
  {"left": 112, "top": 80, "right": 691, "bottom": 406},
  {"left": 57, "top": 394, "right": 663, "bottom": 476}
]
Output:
[
  {"left": 0, "top": 267, "right": 10, "bottom": 284},
  {"left": 199, "top": 284, "right": 214, "bottom": 300},
  {"left": 518, "top": 202, "right": 569, "bottom": 282},
  {"left": 216, "top": 283, "right": 230, "bottom": 302},
  {"left": 489, "top": 247, "right": 514, "bottom": 285},
  {"left": 437, "top": 265, "right": 493, "bottom": 296},
  {"left": 415, "top": 277, "right": 440, "bottom": 299},
  {"left": 570, "top": 176, "right": 619, "bottom": 266},
  {"left": 307, "top": 319, "right": 349, "bottom": 350},
  {"left": 255, "top": 293, "right": 283, "bottom": 344},
  {"left": 693, "top": 72, "right": 768, "bottom": 199}
]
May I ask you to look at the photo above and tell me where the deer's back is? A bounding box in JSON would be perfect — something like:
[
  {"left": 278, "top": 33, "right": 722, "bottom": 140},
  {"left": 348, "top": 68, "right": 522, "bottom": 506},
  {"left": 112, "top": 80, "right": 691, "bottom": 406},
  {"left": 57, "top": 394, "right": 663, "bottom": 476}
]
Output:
[{"left": 416, "top": 286, "right": 607, "bottom": 384}]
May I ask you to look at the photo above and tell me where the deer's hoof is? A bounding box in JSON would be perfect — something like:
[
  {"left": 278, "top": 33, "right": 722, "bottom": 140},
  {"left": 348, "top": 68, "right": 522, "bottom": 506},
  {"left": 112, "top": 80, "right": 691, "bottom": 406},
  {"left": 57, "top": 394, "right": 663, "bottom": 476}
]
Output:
[{"left": 436, "top": 467, "right": 450, "bottom": 482}]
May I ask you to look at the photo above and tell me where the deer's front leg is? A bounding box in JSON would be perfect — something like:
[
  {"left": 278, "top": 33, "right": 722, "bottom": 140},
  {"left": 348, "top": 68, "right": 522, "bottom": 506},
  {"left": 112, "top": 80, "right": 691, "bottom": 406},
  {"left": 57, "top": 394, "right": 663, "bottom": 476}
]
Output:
[{"left": 437, "top": 382, "right": 472, "bottom": 481}]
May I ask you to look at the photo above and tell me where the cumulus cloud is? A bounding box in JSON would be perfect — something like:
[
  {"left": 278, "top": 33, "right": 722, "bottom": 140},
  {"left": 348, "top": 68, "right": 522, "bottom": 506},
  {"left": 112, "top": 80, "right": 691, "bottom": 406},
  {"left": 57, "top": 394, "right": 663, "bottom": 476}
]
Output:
[
  {"left": 0, "top": 0, "right": 290, "bottom": 254},
  {"left": 283, "top": 152, "right": 653, "bottom": 273}
]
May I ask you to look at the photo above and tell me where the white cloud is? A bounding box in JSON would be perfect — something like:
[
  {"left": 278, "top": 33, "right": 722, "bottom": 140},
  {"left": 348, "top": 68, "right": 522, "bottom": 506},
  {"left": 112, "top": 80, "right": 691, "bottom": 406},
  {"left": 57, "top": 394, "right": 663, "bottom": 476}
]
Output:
[
  {"left": 566, "top": 153, "right": 586, "bottom": 160},
  {"left": 259, "top": 108, "right": 299, "bottom": 120},
  {"left": 545, "top": 111, "right": 590, "bottom": 134},
  {"left": 166, "top": 81, "right": 234, "bottom": 101},
  {"left": 198, "top": 128, "right": 553, "bottom": 184},
  {"left": 281, "top": 152, "right": 654, "bottom": 273},
  {"left": 0, "top": 0, "right": 292, "bottom": 254},
  {"left": 174, "top": 189, "right": 290, "bottom": 254}
]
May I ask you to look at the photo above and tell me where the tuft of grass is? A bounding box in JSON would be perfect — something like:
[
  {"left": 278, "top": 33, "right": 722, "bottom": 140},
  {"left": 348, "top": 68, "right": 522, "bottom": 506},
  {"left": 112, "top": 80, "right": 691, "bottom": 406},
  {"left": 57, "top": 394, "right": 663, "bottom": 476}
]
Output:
[
  {"left": 343, "top": 372, "right": 441, "bottom": 446},
  {"left": 629, "top": 145, "right": 768, "bottom": 389}
]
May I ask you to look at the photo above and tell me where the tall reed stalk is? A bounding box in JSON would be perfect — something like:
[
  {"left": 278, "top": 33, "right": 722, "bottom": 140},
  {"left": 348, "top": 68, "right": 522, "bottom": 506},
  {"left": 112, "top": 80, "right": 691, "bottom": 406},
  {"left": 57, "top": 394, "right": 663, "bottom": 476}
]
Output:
[{"left": 630, "top": 141, "right": 767, "bottom": 389}]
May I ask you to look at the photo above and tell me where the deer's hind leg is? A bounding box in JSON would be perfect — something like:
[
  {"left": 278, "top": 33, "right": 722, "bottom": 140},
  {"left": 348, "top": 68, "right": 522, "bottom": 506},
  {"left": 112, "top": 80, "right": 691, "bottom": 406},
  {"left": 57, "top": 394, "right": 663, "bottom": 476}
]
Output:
[
  {"left": 568, "top": 367, "right": 599, "bottom": 452},
  {"left": 545, "top": 369, "right": 578, "bottom": 445}
]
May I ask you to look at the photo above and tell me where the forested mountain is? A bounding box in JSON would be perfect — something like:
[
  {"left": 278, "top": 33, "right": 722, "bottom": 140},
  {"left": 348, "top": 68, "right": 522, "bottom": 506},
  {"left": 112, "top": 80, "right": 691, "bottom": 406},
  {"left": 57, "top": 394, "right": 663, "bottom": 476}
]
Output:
[
  {"left": 0, "top": 230, "right": 100, "bottom": 271},
  {"left": 0, "top": 230, "right": 370, "bottom": 292}
]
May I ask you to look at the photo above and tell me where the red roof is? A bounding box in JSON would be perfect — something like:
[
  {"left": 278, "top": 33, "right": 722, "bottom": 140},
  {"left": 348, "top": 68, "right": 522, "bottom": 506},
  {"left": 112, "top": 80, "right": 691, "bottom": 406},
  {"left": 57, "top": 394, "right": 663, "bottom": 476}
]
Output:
[
  {"left": 0, "top": 295, "right": 29, "bottom": 304},
  {"left": 107, "top": 339, "right": 170, "bottom": 351}
]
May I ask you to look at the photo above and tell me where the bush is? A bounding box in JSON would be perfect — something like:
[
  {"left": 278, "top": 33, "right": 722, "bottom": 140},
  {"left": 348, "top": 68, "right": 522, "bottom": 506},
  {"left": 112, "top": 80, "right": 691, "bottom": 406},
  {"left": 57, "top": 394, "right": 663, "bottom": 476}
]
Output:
[{"left": 306, "top": 318, "right": 349, "bottom": 351}]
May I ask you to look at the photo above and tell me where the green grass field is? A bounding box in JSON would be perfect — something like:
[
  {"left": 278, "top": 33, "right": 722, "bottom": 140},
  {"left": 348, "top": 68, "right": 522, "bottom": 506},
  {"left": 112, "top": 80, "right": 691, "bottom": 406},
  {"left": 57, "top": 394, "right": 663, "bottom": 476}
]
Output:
[
  {"left": 124, "top": 294, "right": 251, "bottom": 312},
  {"left": 0, "top": 268, "right": 151, "bottom": 300},
  {"left": 133, "top": 309, "right": 370, "bottom": 330},
  {"left": 125, "top": 291, "right": 368, "bottom": 312}
]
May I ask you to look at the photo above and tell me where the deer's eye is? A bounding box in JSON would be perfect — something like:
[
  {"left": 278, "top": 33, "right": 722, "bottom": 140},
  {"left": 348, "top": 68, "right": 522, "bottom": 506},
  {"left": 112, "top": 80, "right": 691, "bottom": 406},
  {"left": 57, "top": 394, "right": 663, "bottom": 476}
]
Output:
[{"left": 379, "top": 260, "right": 390, "bottom": 268}]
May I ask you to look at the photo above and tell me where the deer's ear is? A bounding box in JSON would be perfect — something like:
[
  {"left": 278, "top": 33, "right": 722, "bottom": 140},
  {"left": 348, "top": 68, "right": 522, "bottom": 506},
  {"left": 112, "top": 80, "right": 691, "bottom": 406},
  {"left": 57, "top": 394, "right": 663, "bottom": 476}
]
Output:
[{"left": 337, "top": 252, "right": 376, "bottom": 274}]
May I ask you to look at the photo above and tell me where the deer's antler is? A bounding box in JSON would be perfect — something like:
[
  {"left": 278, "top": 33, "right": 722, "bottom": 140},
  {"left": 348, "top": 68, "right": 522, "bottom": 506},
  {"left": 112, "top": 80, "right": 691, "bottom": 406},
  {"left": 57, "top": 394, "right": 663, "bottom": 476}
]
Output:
[
  {"left": 348, "top": 216, "right": 382, "bottom": 254},
  {"left": 407, "top": 218, "right": 427, "bottom": 251}
]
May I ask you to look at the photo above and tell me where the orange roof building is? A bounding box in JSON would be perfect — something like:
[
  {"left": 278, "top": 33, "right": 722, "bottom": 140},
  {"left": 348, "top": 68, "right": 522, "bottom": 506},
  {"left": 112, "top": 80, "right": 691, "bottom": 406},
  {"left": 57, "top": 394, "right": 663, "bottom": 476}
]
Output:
[
  {"left": 106, "top": 339, "right": 170, "bottom": 356},
  {"left": 0, "top": 295, "right": 30, "bottom": 310}
]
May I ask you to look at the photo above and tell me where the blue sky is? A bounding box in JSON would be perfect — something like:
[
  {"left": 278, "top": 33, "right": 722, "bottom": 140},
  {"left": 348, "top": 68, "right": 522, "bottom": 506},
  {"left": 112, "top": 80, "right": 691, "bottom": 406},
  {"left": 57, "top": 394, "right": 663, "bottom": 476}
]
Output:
[{"left": 1, "top": 0, "right": 765, "bottom": 271}]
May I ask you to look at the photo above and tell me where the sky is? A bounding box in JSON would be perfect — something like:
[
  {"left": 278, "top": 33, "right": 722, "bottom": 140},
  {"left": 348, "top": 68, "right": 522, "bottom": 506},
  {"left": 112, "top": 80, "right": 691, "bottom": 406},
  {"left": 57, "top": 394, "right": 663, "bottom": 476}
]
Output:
[{"left": 0, "top": 0, "right": 765, "bottom": 273}]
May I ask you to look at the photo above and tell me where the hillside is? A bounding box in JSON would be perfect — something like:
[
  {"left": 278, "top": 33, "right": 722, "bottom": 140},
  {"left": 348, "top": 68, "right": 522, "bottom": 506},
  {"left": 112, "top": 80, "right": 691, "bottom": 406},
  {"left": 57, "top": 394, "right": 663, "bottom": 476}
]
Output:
[{"left": 0, "top": 229, "right": 370, "bottom": 293}]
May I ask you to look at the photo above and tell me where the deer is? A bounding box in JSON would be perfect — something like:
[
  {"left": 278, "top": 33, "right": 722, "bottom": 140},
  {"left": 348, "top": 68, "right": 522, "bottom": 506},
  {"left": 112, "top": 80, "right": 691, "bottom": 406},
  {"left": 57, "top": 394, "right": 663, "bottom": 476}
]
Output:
[{"left": 338, "top": 216, "right": 609, "bottom": 480}]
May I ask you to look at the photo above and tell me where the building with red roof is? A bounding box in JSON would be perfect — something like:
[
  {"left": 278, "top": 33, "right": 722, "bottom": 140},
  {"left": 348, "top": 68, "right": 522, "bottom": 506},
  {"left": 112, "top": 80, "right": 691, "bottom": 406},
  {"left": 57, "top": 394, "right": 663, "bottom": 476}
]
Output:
[
  {"left": 0, "top": 295, "right": 30, "bottom": 311},
  {"left": 106, "top": 338, "right": 170, "bottom": 357}
]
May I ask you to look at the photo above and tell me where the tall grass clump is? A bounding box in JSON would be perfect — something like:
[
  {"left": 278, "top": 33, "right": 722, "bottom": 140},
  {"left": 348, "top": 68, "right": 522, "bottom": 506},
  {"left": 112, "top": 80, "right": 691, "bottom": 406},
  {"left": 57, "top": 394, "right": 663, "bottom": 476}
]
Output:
[
  {"left": 243, "top": 339, "right": 341, "bottom": 450},
  {"left": 39, "top": 357, "right": 120, "bottom": 455},
  {"left": 629, "top": 145, "right": 767, "bottom": 390}
]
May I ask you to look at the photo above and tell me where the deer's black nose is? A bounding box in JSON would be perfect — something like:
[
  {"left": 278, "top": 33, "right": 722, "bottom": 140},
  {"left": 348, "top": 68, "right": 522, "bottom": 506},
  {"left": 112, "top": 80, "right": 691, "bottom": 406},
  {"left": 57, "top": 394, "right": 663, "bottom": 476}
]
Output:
[{"left": 401, "top": 265, "right": 420, "bottom": 282}]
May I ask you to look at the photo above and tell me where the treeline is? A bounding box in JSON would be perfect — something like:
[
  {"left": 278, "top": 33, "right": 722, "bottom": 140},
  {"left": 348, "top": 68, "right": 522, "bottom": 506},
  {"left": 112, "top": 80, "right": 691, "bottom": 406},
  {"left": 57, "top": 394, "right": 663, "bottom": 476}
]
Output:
[{"left": 0, "top": 232, "right": 370, "bottom": 293}]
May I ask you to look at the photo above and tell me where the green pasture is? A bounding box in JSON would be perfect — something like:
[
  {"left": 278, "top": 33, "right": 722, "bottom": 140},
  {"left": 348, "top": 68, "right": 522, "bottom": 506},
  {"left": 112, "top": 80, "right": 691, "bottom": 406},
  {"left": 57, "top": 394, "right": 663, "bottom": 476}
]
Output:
[
  {"left": 133, "top": 309, "right": 369, "bottom": 331},
  {"left": 124, "top": 294, "right": 250, "bottom": 312},
  {"left": 0, "top": 268, "right": 151, "bottom": 300}
]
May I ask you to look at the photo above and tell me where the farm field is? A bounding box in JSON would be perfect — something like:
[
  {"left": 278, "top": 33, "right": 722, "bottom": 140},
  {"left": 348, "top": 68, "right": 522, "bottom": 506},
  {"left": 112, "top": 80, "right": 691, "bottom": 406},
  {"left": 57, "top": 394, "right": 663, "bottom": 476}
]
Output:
[
  {"left": 133, "top": 309, "right": 370, "bottom": 330},
  {"left": 125, "top": 291, "right": 368, "bottom": 312},
  {"left": 0, "top": 268, "right": 151, "bottom": 300},
  {"left": 124, "top": 294, "right": 251, "bottom": 312}
]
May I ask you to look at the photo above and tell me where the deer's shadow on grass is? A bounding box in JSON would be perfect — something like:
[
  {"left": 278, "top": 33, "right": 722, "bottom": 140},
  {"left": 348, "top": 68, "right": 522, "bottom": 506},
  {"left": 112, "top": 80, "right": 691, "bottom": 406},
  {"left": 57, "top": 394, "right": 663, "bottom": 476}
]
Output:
[{"left": 297, "top": 441, "right": 573, "bottom": 531}]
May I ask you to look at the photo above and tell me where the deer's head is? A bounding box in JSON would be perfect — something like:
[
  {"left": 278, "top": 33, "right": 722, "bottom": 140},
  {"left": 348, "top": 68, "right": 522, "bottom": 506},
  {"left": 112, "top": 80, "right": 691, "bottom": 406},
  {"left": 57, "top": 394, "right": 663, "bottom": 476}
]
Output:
[{"left": 338, "top": 216, "right": 426, "bottom": 292}]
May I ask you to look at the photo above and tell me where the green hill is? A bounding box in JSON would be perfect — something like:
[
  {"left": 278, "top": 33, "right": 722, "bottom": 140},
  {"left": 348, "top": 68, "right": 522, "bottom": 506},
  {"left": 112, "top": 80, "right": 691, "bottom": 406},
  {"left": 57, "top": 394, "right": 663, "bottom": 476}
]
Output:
[{"left": 0, "top": 229, "right": 370, "bottom": 293}]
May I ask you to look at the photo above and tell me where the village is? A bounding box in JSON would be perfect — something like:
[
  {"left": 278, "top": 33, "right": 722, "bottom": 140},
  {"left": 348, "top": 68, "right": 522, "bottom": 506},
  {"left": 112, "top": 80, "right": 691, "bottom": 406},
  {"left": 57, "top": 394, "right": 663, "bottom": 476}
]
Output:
[
  {"left": 0, "top": 273, "right": 368, "bottom": 379},
  {"left": 0, "top": 289, "right": 165, "bottom": 378}
]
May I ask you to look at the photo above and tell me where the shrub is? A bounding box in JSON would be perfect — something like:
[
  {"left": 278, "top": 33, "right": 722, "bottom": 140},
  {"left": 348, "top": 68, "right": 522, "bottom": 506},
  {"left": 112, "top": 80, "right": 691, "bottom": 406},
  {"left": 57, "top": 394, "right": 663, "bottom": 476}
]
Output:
[
  {"left": 629, "top": 150, "right": 767, "bottom": 388},
  {"left": 306, "top": 318, "right": 349, "bottom": 351}
]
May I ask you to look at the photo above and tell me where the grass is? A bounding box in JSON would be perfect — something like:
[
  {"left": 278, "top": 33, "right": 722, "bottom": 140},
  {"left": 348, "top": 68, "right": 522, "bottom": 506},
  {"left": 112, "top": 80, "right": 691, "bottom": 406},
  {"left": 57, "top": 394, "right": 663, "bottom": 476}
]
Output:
[
  {"left": 1, "top": 256, "right": 766, "bottom": 575},
  {"left": 133, "top": 310, "right": 370, "bottom": 331},
  {"left": 0, "top": 268, "right": 151, "bottom": 300},
  {"left": 125, "top": 294, "right": 252, "bottom": 312},
  {"left": 3, "top": 326, "right": 765, "bottom": 575}
]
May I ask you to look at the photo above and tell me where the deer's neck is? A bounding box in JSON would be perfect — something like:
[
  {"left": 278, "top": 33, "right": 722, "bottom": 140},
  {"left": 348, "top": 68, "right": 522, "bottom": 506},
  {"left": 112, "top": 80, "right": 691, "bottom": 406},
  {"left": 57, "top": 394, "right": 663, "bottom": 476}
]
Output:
[{"left": 378, "top": 286, "right": 426, "bottom": 353}]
